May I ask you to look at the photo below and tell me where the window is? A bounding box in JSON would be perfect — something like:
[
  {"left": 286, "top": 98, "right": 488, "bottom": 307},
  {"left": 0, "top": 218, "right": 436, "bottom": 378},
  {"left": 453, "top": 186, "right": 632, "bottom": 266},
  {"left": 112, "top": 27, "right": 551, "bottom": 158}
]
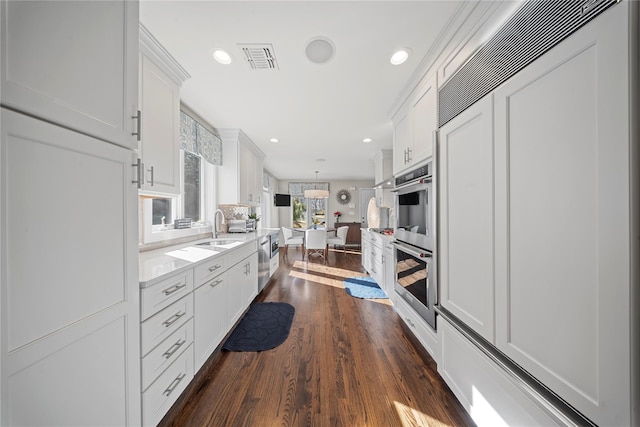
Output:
[
  {"left": 183, "top": 150, "right": 201, "bottom": 222},
  {"left": 152, "top": 198, "right": 173, "bottom": 225}
]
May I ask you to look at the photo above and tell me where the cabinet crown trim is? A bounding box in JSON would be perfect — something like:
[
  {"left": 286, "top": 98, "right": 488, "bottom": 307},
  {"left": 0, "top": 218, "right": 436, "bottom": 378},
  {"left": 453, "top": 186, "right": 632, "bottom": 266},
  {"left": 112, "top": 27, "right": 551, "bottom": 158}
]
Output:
[{"left": 140, "top": 23, "right": 191, "bottom": 85}]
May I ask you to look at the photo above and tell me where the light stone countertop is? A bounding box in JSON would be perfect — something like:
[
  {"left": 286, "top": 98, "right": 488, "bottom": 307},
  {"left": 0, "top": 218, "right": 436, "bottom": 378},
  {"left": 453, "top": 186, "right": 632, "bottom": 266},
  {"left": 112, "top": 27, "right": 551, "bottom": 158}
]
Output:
[{"left": 139, "top": 229, "right": 278, "bottom": 287}]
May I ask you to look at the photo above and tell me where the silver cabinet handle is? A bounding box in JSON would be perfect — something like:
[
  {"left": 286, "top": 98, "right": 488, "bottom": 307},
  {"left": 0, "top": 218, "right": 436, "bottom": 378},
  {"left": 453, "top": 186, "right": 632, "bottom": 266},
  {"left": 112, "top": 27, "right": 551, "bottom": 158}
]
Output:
[
  {"left": 162, "top": 311, "right": 185, "bottom": 328},
  {"left": 208, "top": 264, "right": 221, "bottom": 272},
  {"left": 131, "top": 110, "right": 142, "bottom": 141},
  {"left": 147, "top": 165, "right": 154, "bottom": 186},
  {"left": 132, "top": 158, "right": 143, "bottom": 189},
  {"left": 163, "top": 373, "right": 186, "bottom": 397},
  {"left": 163, "top": 283, "right": 186, "bottom": 296},
  {"left": 405, "top": 317, "right": 415, "bottom": 328},
  {"left": 209, "top": 278, "right": 223, "bottom": 287},
  {"left": 163, "top": 339, "right": 186, "bottom": 359},
  {"left": 407, "top": 147, "right": 412, "bottom": 163},
  {"left": 404, "top": 148, "right": 408, "bottom": 164}
]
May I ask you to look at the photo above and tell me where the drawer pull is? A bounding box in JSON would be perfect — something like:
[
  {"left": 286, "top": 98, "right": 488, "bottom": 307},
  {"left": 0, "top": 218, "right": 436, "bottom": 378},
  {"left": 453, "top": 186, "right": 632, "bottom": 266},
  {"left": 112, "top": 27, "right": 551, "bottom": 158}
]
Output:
[
  {"left": 163, "top": 373, "right": 186, "bottom": 397},
  {"left": 208, "top": 264, "right": 222, "bottom": 272},
  {"left": 163, "top": 283, "right": 186, "bottom": 296},
  {"left": 162, "top": 311, "right": 186, "bottom": 328},
  {"left": 209, "top": 279, "right": 223, "bottom": 288},
  {"left": 163, "top": 339, "right": 186, "bottom": 359}
]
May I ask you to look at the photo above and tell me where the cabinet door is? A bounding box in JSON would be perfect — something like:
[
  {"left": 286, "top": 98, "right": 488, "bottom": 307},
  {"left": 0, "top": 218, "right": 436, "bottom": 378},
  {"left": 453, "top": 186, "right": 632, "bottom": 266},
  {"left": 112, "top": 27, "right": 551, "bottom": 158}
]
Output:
[
  {"left": 194, "top": 273, "right": 227, "bottom": 371},
  {"left": 493, "top": 4, "right": 631, "bottom": 425},
  {"left": 438, "top": 95, "right": 495, "bottom": 343},
  {"left": 410, "top": 74, "right": 437, "bottom": 164},
  {"left": 239, "top": 143, "right": 252, "bottom": 205},
  {"left": 139, "top": 53, "right": 181, "bottom": 196},
  {"left": 242, "top": 253, "right": 259, "bottom": 306},
  {"left": 1, "top": 109, "right": 140, "bottom": 425},
  {"left": 392, "top": 109, "right": 411, "bottom": 174},
  {"left": 1, "top": 0, "right": 138, "bottom": 149},
  {"left": 227, "top": 261, "right": 246, "bottom": 329},
  {"left": 382, "top": 243, "right": 395, "bottom": 298}
]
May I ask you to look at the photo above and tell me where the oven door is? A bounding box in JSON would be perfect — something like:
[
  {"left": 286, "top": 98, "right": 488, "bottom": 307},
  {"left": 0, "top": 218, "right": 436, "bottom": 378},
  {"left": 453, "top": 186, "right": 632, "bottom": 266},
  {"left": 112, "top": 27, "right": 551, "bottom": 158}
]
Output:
[
  {"left": 392, "top": 240, "right": 436, "bottom": 330},
  {"left": 394, "top": 178, "right": 434, "bottom": 252}
]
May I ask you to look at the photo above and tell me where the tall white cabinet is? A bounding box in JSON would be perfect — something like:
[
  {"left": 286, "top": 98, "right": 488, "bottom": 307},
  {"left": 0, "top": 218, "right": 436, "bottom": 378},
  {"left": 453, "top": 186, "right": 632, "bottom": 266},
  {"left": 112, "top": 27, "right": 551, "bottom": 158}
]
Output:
[
  {"left": 1, "top": 1, "right": 141, "bottom": 425},
  {"left": 438, "top": 95, "right": 495, "bottom": 343},
  {"left": 437, "top": 3, "right": 638, "bottom": 425}
]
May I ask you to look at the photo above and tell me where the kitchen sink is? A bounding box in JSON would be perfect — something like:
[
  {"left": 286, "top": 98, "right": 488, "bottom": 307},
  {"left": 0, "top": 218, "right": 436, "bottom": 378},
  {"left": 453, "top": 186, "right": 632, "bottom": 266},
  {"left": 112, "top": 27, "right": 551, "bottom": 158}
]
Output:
[{"left": 197, "top": 239, "right": 244, "bottom": 249}]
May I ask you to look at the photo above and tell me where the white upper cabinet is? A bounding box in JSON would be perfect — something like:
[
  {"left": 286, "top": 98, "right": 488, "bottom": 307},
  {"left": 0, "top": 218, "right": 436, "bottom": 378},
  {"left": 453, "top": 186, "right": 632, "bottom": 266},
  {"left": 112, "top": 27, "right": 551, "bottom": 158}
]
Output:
[
  {"left": 374, "top": 149, "right": 393, "bottom": 208},
  {"left": 492, "top": 3, "right": 634, "bottom": 425},
  {"left": 438, "top": 94, "right": 495, "bottom": 343},
  {"left": 393, "top": 74, "right": 437, "bottom": 175},
  {"left": 0, "top": 0, "right": 139, "bottom": 150},
  {"left": 138, "top": 25, "right": 190, "bottom": 196},
  {"left": 218, "top": 129, "right": 266, "bottom": 207}
]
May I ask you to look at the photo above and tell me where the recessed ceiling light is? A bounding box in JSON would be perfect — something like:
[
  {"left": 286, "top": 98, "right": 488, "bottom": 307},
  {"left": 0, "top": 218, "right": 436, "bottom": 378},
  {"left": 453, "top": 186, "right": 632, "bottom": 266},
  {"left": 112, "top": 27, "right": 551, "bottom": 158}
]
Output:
[
  {"left": 305, "top": 37, "right": 335, "bottom": 64},
  {"left": 269, "top": 138, "right": 279, "bottom": 143},
  {"left": 212, "top": 49, "right": 232, "bottom": 65},
  {"left": 363, "top": 137, "right": 373, "bottom": 143},
  {"left": 390, "top": 48, "right": 412, "bottom": 65}
]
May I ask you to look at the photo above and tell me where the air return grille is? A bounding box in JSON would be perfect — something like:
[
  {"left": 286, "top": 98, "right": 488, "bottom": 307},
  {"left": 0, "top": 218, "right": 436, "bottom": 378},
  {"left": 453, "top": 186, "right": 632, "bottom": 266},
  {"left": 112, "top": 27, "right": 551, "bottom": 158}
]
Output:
[
  {"left": 438, "top": 0, "right": 619, "bottom": 127},
  {"left": 238, "top": 43, "right": 279, "bottom": 70}
]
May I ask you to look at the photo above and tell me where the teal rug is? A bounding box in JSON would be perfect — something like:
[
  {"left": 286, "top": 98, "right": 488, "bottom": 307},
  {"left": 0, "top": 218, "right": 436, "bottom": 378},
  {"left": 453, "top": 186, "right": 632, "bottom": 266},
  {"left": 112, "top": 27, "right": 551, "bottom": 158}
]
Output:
[{"left": 344, "top": 276, "right": 388, "bottom": 299}]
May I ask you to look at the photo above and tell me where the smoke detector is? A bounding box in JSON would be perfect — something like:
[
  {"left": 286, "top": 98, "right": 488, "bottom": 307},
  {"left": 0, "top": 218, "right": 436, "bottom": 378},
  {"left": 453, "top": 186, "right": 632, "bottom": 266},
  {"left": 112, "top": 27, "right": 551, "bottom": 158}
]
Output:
[
  {"left": 305, "top": 37, "right": 335, "bottom": 64},
  {"left": 237, "top": 43, "right": 279, "bottom": 70}
]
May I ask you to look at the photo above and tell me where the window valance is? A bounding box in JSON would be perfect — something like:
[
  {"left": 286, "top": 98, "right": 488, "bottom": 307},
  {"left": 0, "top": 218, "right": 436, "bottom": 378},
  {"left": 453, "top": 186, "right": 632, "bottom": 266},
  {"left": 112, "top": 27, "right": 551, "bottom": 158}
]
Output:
[
  {"left": 180, "top": 111, "right": 223, "bottom": 165},
  {"left": 289, "top": 182, "right": 329, "bottom": 196}
]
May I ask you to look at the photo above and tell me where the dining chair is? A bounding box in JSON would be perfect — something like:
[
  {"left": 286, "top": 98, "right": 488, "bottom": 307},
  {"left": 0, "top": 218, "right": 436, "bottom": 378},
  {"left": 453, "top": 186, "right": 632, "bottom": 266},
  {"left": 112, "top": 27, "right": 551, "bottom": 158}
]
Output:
[
  {"left": 304, "top": 229, "right": 327, "bottom": 263},
  {"left": 327, "top": 226, "right": 349, "bottom": 253},
  {"left": 282, "top": 227, "right": 304, "bottom": 258}
]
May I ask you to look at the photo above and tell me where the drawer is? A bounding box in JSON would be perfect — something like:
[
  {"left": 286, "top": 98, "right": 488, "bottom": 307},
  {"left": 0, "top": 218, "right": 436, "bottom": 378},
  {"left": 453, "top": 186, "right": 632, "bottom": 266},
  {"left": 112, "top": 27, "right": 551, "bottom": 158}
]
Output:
[
  {"left": 141, "top": 295, "right": 193, "bottom": 356},
  {"left": 269, "top": 255, "right": 279, "bottom": 276},
  {"left": 194, "top": 254, "right": 226, "bottom": 288},
  {"left": 227, "top": 241, "right": 257, "bottom": 267},
  {"left": 141, "top": 269, "right": 193, "bottom": 321},
  {"left": 142, "top": 344, "right": 194, "bottom": 427},
  {"left": 141, "top": 318, "right": 193, "bottom": 391}
]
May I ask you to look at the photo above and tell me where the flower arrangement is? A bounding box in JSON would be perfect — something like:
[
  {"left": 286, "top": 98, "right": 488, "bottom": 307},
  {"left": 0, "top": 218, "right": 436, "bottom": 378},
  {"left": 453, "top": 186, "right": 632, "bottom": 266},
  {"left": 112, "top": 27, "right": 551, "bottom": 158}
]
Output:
[{"left": 333, "top": 211, "right": 341, "bottom": 220}]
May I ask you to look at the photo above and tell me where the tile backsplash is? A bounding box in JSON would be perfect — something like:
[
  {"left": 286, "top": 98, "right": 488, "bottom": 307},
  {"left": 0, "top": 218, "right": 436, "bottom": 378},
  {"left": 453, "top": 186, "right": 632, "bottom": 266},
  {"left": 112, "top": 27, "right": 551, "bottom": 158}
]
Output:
[{"left": 219, "top": 204, "right": 250, "bottom": 220}]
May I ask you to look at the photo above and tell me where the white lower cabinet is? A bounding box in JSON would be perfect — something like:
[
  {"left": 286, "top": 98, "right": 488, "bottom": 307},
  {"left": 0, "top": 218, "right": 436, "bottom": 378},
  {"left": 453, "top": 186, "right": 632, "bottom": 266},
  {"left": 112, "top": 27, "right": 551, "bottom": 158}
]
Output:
[
  {"left": 140, "top": 241, "right": 259, "bottom": 424},
  {"left": 394, "top": 293, "right": 439, "bottom": 362},
  {"left": 382, "top": 239, "right": 395, "bottom": 298},
  {"left": 438, "top": 319, "right": 559, "bottom": 427}
]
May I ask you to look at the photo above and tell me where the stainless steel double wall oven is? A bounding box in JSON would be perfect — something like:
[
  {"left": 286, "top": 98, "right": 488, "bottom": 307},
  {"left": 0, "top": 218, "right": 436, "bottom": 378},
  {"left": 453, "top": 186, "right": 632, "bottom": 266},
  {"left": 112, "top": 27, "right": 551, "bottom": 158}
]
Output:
[{"left": 393, "top": 161, "right": 437, "bottom": 330}]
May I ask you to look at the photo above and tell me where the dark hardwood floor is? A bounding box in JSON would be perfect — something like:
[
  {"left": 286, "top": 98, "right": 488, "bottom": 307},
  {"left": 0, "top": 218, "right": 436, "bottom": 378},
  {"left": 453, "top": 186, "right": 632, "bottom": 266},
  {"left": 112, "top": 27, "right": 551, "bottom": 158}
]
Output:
[{"left": 160, "top": 247, "right": 475, "bottom": 427}]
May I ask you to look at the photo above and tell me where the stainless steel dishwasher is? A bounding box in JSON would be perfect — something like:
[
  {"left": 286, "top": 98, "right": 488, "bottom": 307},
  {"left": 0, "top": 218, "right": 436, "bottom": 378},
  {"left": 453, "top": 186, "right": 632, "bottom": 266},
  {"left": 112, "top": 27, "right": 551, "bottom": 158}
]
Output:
[{"left": 258, "top": 235, "right": 270, "bottom": 291}]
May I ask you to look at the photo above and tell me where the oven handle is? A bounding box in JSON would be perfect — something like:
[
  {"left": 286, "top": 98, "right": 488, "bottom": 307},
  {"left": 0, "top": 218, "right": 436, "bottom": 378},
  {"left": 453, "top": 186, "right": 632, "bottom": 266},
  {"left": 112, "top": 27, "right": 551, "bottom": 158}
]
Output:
[
  {"left": 391, "top": 241, "right": 432, "bottom": 259},
  {"left": 392, "top": 176, "right": 432, "bottom": 192}
]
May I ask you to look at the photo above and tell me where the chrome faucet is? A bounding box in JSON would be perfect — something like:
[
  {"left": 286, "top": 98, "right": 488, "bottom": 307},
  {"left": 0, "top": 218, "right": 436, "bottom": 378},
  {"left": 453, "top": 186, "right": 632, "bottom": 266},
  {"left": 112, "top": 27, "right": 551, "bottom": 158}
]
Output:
[{"left": 213, "top": 209, "right": 225, "bottom": 239}]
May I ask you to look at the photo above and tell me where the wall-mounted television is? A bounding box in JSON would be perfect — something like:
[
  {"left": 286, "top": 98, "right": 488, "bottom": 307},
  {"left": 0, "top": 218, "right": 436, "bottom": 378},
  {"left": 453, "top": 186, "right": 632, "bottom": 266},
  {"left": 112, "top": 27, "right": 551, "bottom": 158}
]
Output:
[{"left": 274, "top": 193, "right": 291, "bottom": 207}]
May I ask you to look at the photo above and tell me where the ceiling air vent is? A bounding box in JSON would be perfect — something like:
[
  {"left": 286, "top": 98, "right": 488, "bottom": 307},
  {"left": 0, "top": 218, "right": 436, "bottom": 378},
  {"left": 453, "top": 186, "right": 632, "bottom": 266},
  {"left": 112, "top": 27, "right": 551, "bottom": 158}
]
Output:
[
  {"left": 238, "top": 43, "right": 279, "bottom": 70},
  {"left": 438, "top": 0, "right": 619, "bottom": 127}
]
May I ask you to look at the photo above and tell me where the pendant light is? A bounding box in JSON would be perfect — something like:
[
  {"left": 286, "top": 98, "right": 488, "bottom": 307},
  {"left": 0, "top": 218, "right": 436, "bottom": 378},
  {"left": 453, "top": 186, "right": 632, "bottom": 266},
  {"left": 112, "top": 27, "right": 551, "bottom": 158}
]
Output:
[{"left": 304, "top": 171, "right": 329, "bottom": 199}]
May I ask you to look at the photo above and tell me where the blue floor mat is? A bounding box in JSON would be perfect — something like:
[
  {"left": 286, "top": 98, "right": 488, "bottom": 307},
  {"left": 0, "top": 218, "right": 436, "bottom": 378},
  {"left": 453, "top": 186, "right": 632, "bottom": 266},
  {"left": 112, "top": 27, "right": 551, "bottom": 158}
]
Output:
[{"left": 344, "top": 276, "right": 388, "bottom": 299}]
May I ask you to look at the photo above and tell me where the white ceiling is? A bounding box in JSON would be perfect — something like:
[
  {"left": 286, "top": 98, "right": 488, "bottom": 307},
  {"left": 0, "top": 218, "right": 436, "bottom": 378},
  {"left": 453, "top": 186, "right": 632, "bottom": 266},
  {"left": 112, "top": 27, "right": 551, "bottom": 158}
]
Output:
[{"left": 140, "top": 1, "right": 467, "bottom": 181}]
